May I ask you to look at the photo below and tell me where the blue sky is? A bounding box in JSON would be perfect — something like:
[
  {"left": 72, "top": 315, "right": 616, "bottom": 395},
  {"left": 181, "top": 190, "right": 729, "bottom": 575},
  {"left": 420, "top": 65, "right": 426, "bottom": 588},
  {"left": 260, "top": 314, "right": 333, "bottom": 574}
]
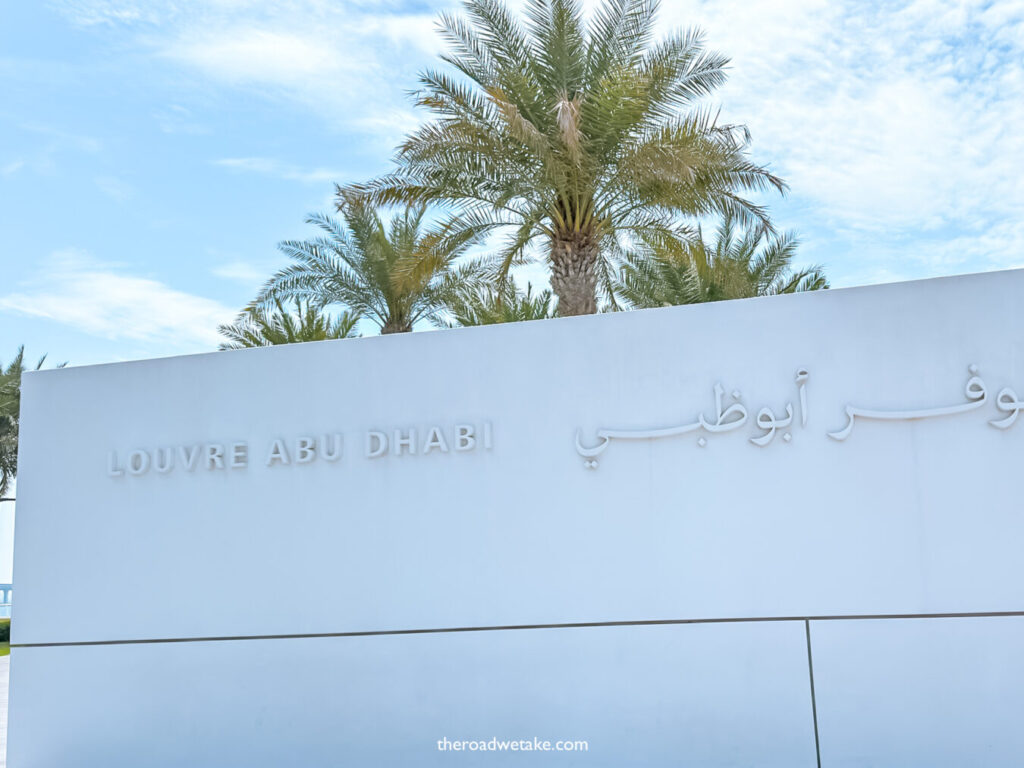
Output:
[{"left": 2, "top": 0, "right": 1023, "bottom": 367}]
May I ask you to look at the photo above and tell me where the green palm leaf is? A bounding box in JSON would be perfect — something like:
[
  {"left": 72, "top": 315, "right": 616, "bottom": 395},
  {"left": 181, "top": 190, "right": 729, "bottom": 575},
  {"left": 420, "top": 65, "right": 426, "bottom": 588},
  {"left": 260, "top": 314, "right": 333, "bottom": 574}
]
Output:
[
  {"left": 354, "top": 0, "right": 784, "bottom": 316},
  {"left": 253, "top": 199, "right": 485, "bottom": 334},
  {"left": 615, "top": 213, "right": 828, "bottom": 308},
  {"left": 0, "top": 347, "right": 65, "bottom": 496},
  {"left": 436, "top": 280, "right": 556, "bottom": 327},
  {"left": 218, "top": 300, "right": 361, "bottom": 350}
]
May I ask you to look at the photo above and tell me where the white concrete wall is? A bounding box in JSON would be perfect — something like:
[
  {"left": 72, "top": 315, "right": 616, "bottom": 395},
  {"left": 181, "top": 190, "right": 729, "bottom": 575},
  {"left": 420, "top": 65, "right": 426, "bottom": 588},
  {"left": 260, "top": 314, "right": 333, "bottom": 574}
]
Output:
[
  {"left": 8, "top": 624, "right": 819, "bottom": 767},
  {"left": 7, "top": 268, "right": 1024, "bottom": 766},
  {"left": 0, "top": 480, "right": 14, "bottom": 585}
]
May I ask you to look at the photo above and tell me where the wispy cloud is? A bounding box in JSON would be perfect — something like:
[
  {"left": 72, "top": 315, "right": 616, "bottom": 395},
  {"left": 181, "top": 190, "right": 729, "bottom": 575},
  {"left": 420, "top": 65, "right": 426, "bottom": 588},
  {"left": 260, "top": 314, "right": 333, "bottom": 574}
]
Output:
[
  {"left": 21, "top": 122, "right": 101, "bottom": 153},
  {"left": 0, "top": 249, "right": 233, "bottom": 351},
  {"left": 5, "top": 122, "right": 103, "bottom": 176},
  {"left": 152, "top": 104, "right": 208, "bottom": 135},
  {"left": 94, "top": 175, "right": 134, "bottom": 202},
  {"left": 52, "top": 0, "right": 436, "bottom": 143},
  {"left": 211, "top": 260, "right": 273, "bottom": 289},
  {"left": 48, "top": 0, "right": 1024, "bottom": 284},
  {"left": 213, "top": 157, "right": 343, "bottom": 185},
  {"left": 668, "top": 0, "right": 1024, "bottom": 277},
  {"left": 166, "top": 28, "right": 348, "bottom": 87},
  {"left": 48, "top": 0, "right": 164, "bottom": 26}
]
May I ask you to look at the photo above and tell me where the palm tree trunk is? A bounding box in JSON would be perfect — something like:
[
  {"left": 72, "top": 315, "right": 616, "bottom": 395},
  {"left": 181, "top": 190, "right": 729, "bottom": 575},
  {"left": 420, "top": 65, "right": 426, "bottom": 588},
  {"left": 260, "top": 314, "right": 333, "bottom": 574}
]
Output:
[
  {"left": 550, "top": 232, "right": 598, "bottom": 316},
  {"left": 381, "top": 319, "right": 413, "bottom": 334}
]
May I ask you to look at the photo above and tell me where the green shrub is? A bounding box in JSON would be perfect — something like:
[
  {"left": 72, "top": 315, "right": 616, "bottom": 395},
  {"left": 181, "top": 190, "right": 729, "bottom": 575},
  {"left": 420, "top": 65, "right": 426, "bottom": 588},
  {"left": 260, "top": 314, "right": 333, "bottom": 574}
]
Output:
[{"left": 0, "top": 619, "right": 10, "bottom": 642}]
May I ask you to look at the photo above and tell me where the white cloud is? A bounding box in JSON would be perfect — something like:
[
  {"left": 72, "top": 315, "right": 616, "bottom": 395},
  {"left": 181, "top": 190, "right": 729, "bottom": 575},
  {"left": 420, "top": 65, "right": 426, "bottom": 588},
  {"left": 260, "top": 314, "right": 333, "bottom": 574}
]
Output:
[
  {"left": 656, "top": 0, "right": 1024, "bottom": 278},
  {"left": 50, "top": 0, "right": 155, "bottom": 25},
  {"left": 51, "top": 0, "right": 1024, "bottom": 283},
  {"left": 213, "top": 157, "right": 343, "bottom": 185},
  {"left": 1, "top": 160, "right": 24, "bottom": 176},
  {"left": 157, "top": 9, "right": 437, "bottom": 145},
  {"left": 94, "top": 175, "right": 134, "bottom": 202},
  {"left": 165, "top": 28, "right": 349, "bottom": 87},
  {"left": 152, "top": 104, "right": 208, "bottom": 135},
  {"left": 0, "top": 250, "right": 234, "bottom": 351},
  {"left": 21, "top": 122, "right": 101, "bottom": 153},
  {"left": 211, "top": 260, "right": 272, "bottom": 288},
  {"left": 53, "top": 0, "right": 440, "bottom": 144},
  {"left": 6, "top": 122, "right": 104, "bottom": 176}
]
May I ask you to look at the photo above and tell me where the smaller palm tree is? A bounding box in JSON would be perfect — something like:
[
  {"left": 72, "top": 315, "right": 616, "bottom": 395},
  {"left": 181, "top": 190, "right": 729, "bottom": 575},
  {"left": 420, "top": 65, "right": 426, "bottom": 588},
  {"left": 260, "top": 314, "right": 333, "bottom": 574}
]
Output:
[
  {"left": 616, "top": 215, "right": 828, "bottom": 308},
  {"left": 435, "top": 281, "right": 556, "bottom": 328},
  {"left": 255, "top": 196, "right": 481, "bottom": 334},
  {"left": 218, "top": 299, "right": 360, "bottom": 350},
  {"left": 615, "top": 245, "right": 703, "bottom": 308},
  {"left": 1, "top": 347, "right": 64, "bottom": 496}
]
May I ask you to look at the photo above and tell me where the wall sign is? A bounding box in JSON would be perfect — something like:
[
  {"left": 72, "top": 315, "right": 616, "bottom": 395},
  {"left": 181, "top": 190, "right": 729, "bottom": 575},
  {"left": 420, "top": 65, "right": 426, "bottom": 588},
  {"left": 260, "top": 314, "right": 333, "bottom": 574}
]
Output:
[
  {"left": 107, "top": 421, "right": 494, "bottom": 477},
  {"left": 575, "top": 365, "right": 1023, "bottom": 469}
]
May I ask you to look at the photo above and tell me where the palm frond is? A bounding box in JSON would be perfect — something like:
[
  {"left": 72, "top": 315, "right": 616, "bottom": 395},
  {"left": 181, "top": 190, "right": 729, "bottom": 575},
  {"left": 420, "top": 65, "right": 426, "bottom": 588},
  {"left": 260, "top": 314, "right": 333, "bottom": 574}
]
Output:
[
  {"left": 613, "top": 213, "right": 827, "bottom": 307},
  {"left": 256, "top": 202, "right": 477, "bottom": 334},
  {"left": 0, "top": 347, "right": 65, "bottom": 495},
  {"left": 362, "top": 0, "right": 785, "bottom": 315},
  {"left": 435, "top": 279, "right": 556, "bottom": 327},
  {"left": 219, "top": 299, "right": 361, "bottom": 350}
]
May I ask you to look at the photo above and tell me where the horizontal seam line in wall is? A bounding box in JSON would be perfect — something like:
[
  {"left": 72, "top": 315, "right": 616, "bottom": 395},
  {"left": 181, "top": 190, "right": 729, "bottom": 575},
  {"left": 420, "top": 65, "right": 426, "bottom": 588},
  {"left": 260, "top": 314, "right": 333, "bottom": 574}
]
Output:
[{"left": 11, "top": 610, "right": 1024, "bottom": 649}]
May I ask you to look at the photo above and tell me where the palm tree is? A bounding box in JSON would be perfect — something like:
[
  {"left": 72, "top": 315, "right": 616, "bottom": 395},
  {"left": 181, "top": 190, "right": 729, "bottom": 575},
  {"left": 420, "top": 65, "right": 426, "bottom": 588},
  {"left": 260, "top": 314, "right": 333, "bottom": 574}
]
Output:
[
  {"left": 218, "top": 299, "right": 360, "bottom": 350},
  {"left": 615, "top": 214, "right": 828, "bottom": 308},
  {"left": 1, "top": 347, "right": 63, "bottom": 497},
  {"left": 255, "top": 198, "right": 480, "bottom": 334},
  {"left": 435, "top": 281, "right": 555, "bottom": 327},
  {"left": 354, "top": 0, "right": 785, "bottom": 317}
]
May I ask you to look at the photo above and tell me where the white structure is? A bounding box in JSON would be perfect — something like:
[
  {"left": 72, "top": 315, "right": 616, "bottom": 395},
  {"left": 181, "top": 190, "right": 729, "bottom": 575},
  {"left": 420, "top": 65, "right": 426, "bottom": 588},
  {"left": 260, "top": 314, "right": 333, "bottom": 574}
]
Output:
[{"left": 8, "top": 269, "right": 1024, "bottom": 767}]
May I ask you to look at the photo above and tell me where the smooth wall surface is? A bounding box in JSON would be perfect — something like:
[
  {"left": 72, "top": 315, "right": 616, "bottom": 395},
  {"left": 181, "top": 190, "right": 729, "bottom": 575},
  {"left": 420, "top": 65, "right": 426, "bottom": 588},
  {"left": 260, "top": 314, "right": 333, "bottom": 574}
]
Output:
[
  {"left": 8, "top": 623, "right": 819, "bottom": 767},
  {"left": 9, "top": 268, "right": 1024, "bottom": 765},
  {"left": 812, "top": 616, "right": 1024, "bottom": 767}
]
